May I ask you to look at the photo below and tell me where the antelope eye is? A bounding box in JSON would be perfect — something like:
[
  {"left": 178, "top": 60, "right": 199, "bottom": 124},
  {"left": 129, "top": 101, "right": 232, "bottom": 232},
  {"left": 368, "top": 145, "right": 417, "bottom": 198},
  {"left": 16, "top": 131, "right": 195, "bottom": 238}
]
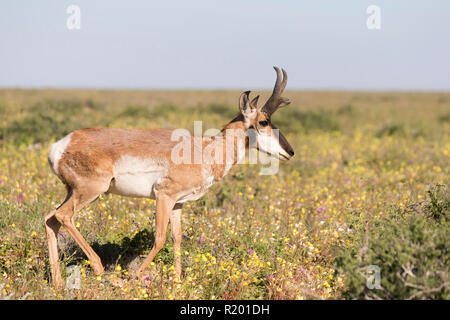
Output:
[{"left": 258, "top": 121, "right": 269, "bottom": 127}]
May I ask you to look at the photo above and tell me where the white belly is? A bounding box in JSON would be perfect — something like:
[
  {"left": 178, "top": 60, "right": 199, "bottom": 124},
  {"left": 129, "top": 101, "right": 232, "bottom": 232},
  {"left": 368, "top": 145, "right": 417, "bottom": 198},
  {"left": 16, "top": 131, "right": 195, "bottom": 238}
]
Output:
[
  {"left": 108, "top": 172, "right": 162, "bottom": 198},
  {"left": 107, "top": 156, "right": 168, "bottom": 198}
]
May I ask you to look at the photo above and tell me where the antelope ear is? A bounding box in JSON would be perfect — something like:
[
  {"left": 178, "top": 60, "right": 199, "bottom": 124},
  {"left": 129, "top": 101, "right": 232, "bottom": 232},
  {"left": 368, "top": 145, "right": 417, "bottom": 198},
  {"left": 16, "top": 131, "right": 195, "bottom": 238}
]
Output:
[
  {"left": 239, "top": 91, "right": 251, "bottom": 113},
  {"left": 250, "top": 95, "right": 260, "bottom": 109}
]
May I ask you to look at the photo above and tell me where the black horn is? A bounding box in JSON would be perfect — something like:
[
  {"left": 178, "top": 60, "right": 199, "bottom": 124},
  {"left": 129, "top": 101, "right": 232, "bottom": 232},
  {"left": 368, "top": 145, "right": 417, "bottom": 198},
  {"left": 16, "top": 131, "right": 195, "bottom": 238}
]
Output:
[{"left": 261, "top": 66, "right": 291, "bottom": 117}]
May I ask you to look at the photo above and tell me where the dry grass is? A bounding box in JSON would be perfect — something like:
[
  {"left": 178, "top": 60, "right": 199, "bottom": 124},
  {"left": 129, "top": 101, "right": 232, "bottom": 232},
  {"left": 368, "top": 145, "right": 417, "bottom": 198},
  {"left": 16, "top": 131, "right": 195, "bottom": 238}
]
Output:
[{"left": 0, "top": 89, "right": 449, "bottom": 299}]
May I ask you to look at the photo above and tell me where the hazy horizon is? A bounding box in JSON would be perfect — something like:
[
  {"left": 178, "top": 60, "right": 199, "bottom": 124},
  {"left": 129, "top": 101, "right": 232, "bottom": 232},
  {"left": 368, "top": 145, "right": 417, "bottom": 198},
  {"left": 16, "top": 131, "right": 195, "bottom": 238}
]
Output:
[{"left": 1, "top": 1, "right": 449, "bottom": 91}]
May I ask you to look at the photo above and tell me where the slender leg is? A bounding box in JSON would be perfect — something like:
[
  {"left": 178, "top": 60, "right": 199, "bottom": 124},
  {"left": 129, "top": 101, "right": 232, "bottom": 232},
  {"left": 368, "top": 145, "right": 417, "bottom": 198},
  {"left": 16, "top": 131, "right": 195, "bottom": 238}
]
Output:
[
  {"left": 56, "top": 189, "right": 105, "bottom": 275},
  {"left": 63, "top": 220, "right": 104, "bottom": 274},
  {"left": 46, "top": 184, "right": 107, "bottom": 287},
  {"left": 44, "top": 210, "right": 63, "bottom": 288},
  {"left": 45, "top": 189, "right": 77, "bottom": 288},
  {"left": 136, "top": 194, "right": 175, "bottom": 277},
  {"left": 170, "top": 203, "right": 183, "bottom": 279},
  {"left": 45, "top": 190, "right": 75, "bottom": 288}
]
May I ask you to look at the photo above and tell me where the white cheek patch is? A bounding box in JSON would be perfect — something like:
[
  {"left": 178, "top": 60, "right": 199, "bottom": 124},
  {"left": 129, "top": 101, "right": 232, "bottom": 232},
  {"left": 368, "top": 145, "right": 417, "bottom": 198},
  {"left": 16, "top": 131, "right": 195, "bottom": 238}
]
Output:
[
  {"left": 108, "top": 155, "right": 168, "bottom": 198},
  {"left": 48, "top": 133, "right": 73, "bottom": 176},
  {"left": 256, "top": 131, "right": 290, "bottom": 159}
]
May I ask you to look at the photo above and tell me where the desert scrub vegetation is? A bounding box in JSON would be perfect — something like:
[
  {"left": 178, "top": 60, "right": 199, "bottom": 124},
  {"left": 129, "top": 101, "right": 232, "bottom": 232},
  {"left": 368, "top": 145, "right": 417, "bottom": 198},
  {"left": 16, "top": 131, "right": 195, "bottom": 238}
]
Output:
[
  {"left": 334, "top": 185, "right": 449, "bottom": 299},
  {"left": 0, "top": 89, "right": 449, "bottom": 299}
]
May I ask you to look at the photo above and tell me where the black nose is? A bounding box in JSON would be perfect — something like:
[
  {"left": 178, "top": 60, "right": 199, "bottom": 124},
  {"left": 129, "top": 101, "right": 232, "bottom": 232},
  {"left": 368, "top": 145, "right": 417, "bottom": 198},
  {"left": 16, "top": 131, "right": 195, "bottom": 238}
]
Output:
[{"left": 288, "top": 150, "right": 294, "bottom": 156}]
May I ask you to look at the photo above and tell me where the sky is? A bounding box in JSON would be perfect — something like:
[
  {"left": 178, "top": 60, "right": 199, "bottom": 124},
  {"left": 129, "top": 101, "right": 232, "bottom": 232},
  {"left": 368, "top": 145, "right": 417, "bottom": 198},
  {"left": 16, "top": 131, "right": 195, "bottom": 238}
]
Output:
[{"left": 0, "top": 0, "right": 449, "bottom": 91}]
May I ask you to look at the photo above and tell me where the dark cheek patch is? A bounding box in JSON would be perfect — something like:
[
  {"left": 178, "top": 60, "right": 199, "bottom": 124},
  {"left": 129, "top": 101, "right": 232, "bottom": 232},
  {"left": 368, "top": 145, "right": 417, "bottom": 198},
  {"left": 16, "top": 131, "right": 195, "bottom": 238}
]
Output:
[
  {"left": 279, "top": 133, "right": 294, "bottom": 156},
  {"left": 271, "top": 124, "right": 294, "bottom": 156}
]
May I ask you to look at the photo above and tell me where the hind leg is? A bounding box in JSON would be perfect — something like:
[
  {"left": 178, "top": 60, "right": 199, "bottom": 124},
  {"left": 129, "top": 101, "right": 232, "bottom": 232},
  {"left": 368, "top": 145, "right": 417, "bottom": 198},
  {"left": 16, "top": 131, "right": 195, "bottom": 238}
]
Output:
[
  {"left": 45, "top": 210, "right": 63, "bottom": 288},
  {"left": 44, "top": 191, "right": 73, "bottom": 288},
  {"left": 45, "top": 179, "right": 109, "bottom": 287},
  {"left": 56, "top": 182, "right": 109, "bottom": 274}
]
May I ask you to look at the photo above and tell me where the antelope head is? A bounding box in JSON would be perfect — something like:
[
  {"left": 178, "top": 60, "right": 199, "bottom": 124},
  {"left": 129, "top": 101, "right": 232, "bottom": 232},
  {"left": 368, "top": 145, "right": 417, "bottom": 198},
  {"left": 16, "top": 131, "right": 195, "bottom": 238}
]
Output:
[{"left": 238, "top": 66, "right": 294, "bottom": 161}]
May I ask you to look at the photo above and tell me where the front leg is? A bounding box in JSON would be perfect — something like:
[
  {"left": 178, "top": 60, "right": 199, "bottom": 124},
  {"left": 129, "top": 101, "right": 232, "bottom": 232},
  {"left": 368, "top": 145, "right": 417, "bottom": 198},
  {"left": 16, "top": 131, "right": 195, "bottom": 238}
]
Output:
[
  {"left": 136, "top": 194, "right": 176, "bottom": 277},
  {"left": 170, "top": 203, "right": 183, "bottom": 279}
]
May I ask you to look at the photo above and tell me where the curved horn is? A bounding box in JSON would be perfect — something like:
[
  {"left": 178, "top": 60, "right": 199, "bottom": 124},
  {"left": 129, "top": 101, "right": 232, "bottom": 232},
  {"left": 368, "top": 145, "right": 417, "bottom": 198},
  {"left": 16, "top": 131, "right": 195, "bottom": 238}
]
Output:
[{"left": 261, "top": 66, "right": 290, "bottom": 117}]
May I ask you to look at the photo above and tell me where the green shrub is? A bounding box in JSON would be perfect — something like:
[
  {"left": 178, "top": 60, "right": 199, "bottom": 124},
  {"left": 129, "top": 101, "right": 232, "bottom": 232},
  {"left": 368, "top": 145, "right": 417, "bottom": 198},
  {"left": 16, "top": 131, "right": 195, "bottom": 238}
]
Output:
[
  {"left": 118, "top": 105, "right": 153, "bottom": 118},
  {"left": 198, "top": 103, "right": 235, "bottom": 118},
  {"left": 273, "top": 108, "right": 340, "bottom": 134},
  {"left": 3, "top": 99, "right": 102, "bottom": 145},
  {"left": 439, "top": 113, "right": 450, "bottom": 123},
  {"left": 334, "top": 185, "right": 449, "bottom": 299},
  {"left": 337, "top": 104, "right": 357, "bottom": 116},
  {"left": 148, "top": 103, "right": 178, "bottom": 118},
  {"left": 375, "top": 123, "right": 405, "bottom": 137}
]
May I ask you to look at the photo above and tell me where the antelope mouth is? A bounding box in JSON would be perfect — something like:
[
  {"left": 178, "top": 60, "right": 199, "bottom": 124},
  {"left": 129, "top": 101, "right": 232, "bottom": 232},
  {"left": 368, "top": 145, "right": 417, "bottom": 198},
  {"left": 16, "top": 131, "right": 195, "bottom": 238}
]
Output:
[
  {"left": 280, "top": 153, "right": 291, "bottom": 161},
  {"left": 256, "top": 147, "right": 291, "bottom": 161}
]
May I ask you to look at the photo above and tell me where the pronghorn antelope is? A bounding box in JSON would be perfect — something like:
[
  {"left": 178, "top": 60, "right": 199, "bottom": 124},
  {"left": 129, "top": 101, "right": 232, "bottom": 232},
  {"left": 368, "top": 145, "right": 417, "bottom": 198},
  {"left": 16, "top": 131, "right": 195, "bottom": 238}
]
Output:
[{"left": 45, "top": 66, "right": 294, "bottom": 288}]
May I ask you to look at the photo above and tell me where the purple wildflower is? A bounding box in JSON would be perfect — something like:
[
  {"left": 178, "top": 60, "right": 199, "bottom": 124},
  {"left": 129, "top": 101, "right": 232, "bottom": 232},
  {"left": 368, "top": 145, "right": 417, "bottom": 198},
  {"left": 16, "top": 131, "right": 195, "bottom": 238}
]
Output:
[
  {"left": 316, "top": 206, "right": 324, "bottom": 213},
  {"left": 59, "top": 232, "right": 67, "bottom": 238},
  {"left": 16, "top": 193, "right": 25, "bottom": 204},
  {"left": 247, "top": 249, "right": 254, "bottom": 255}
]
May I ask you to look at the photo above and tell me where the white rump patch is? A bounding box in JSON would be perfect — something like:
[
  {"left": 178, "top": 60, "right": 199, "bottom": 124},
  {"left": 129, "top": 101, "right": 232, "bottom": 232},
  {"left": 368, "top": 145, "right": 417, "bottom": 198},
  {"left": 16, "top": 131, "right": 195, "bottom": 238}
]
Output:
[
  {"left": 108, "top": 155, "right": 169, "bottom": 198},
  {"left": 48, "top": 133, "right": 73, "bottom": 176}
]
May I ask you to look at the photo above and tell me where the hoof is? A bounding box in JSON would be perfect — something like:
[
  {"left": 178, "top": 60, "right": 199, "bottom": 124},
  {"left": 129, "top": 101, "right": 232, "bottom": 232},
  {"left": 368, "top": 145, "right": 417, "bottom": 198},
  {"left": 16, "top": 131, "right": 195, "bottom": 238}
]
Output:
[{"left": 92, "top": 264, "right": 104, "bottom": 275}]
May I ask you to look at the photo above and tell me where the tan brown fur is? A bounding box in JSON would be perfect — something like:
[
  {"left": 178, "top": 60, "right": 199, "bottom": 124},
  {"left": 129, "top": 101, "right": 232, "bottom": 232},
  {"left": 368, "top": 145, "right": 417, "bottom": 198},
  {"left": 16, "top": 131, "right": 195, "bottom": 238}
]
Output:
[
  {"left": 44, "top": 67, "right": 294, "bottom": 288},
  {"left": 45, "top": 118, "right": 251, "bottom": 287}
]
